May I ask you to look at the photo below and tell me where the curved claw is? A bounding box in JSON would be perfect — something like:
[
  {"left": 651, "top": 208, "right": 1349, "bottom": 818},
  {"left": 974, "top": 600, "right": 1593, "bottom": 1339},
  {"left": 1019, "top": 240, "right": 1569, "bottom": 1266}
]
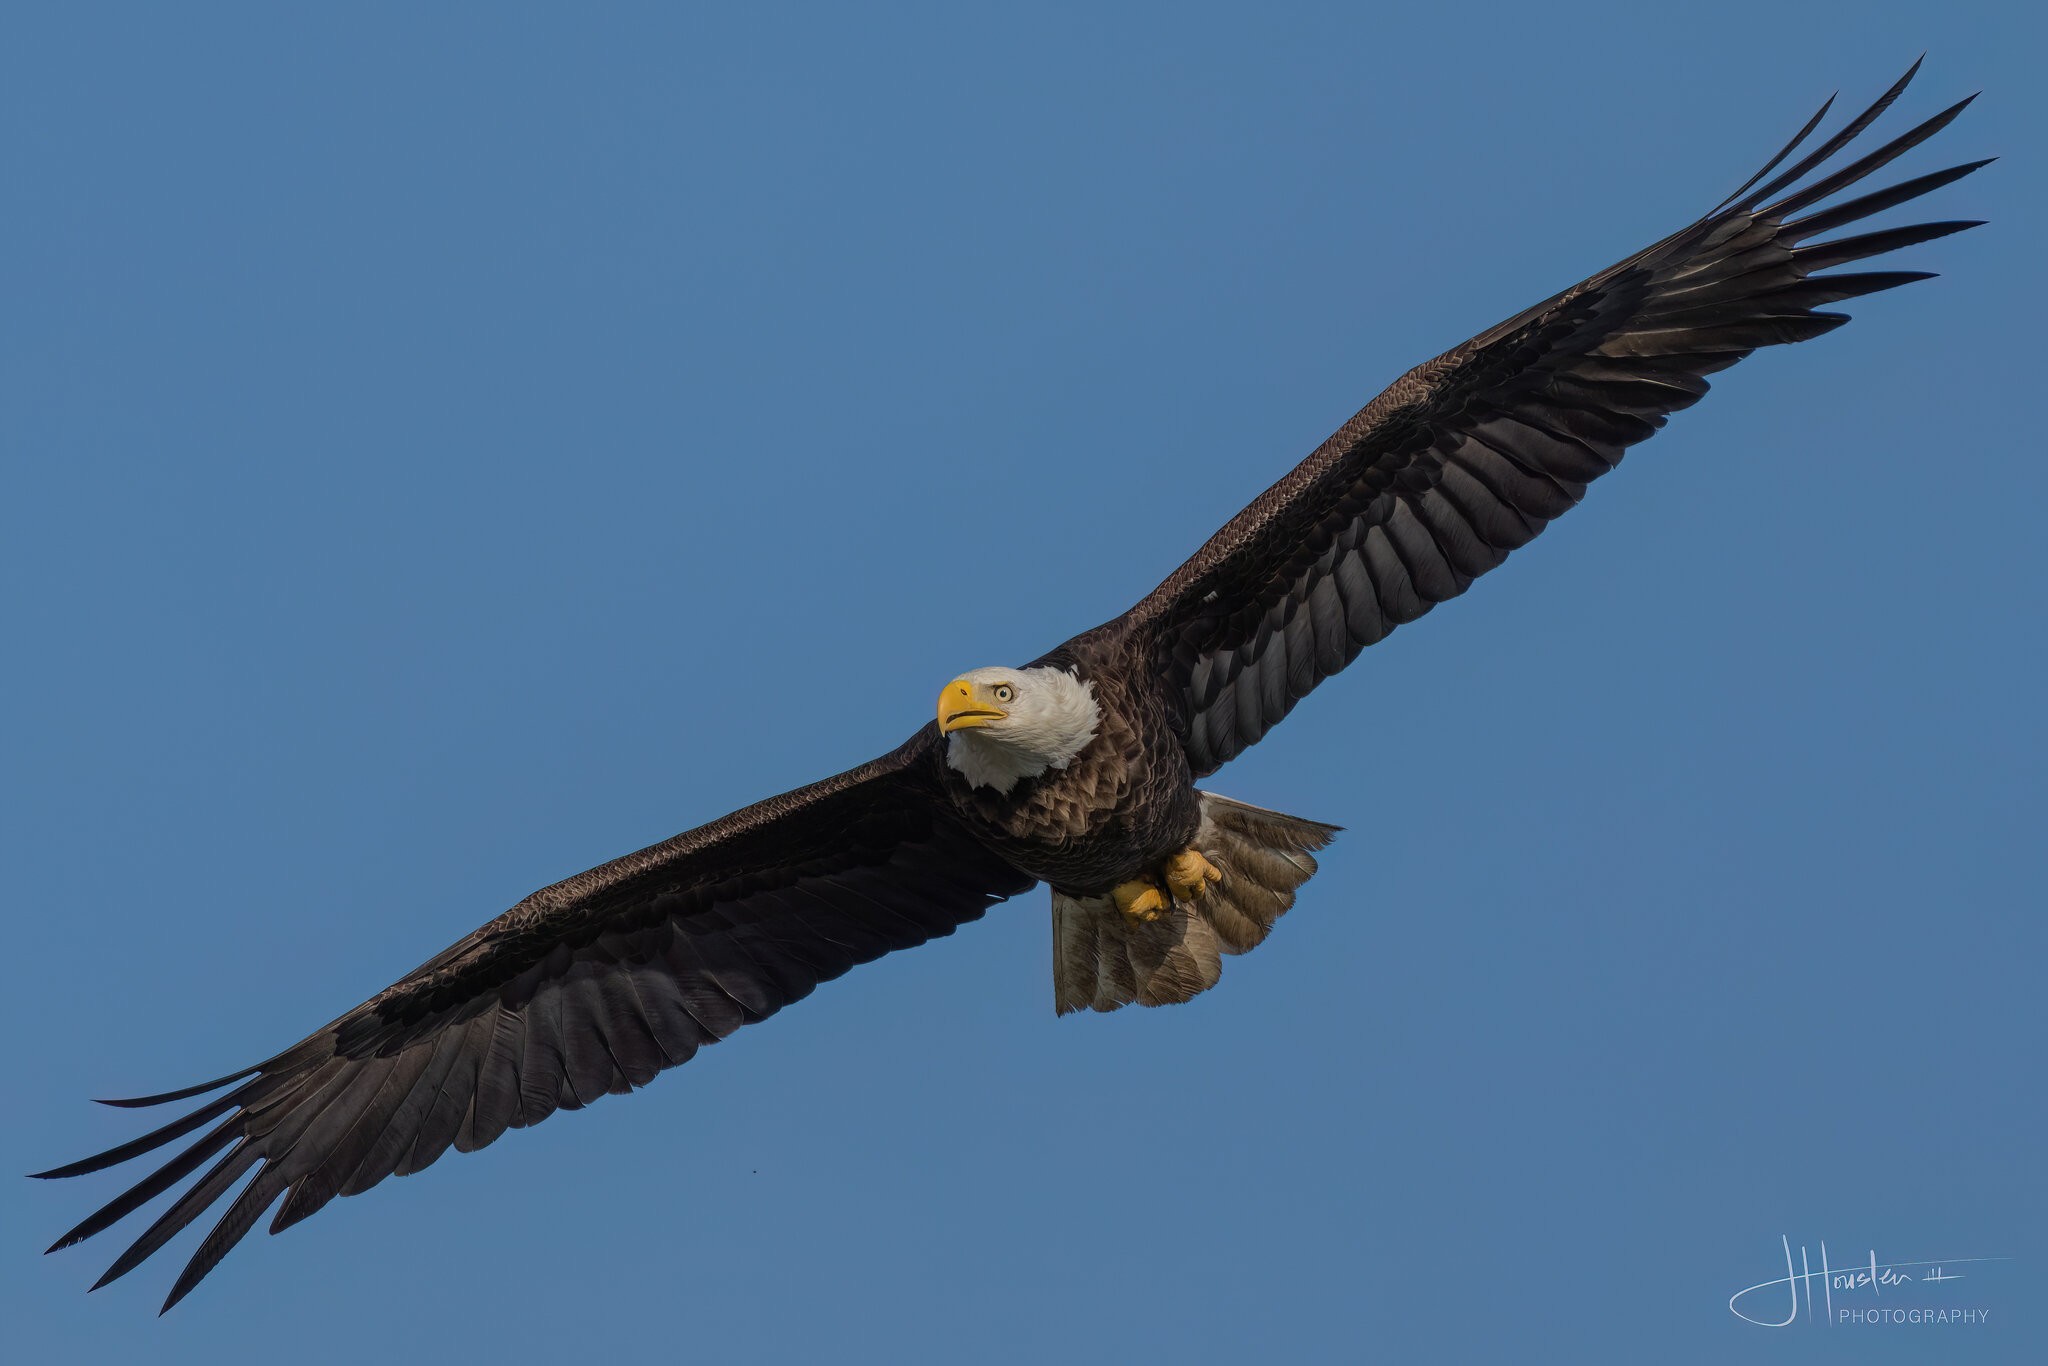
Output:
[
  {"left": 1164, "top": 849, "right": 1223, "bottom": 902},
  {"left": 1112, "top": 878, "right": 1168, "bottom": 922}
]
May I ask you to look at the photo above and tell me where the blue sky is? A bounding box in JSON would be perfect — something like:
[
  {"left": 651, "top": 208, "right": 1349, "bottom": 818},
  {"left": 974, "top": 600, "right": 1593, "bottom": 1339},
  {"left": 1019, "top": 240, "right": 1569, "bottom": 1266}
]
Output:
[{"left": 4, "top": 5, "right": 2040, "bottom": 1362}]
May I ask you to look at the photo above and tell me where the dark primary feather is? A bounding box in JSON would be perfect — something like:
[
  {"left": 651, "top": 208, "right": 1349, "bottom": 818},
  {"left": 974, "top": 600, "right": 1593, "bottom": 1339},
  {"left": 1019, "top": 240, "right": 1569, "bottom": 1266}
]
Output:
[
  {"left": 35, "top": 730, "right": 1031, "bottom": 1311},
  {"left": 1127, "top": 63, "right": 1986, "bottom": 776}
]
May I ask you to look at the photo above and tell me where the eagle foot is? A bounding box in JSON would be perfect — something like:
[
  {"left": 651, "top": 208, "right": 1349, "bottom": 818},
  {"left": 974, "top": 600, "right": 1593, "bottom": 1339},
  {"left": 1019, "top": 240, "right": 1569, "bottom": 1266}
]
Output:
[
  {"left": 1111, "top": 877, "right": 1169, "bottom": 922},
  {"left": 1163, "top": 848, "right": 1223, "bottom": 902}
]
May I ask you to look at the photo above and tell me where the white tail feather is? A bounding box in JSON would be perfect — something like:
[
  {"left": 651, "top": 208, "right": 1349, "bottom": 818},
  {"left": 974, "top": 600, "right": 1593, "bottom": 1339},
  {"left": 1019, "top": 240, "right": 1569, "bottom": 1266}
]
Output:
[{"left": 1050, "top": 793, "right": 1339, "bottom": 1015}]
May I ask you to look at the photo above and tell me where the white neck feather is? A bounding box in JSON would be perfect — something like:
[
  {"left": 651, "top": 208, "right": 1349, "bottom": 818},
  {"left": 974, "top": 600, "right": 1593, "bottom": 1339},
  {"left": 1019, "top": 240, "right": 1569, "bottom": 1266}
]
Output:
[{"left": 944, "top": 665, "right": 1101, "bottom": 794}]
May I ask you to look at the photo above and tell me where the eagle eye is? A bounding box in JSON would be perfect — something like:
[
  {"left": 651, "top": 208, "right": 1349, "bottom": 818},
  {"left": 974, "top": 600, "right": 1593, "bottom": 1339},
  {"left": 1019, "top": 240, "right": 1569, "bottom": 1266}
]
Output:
[{"left": 994, "top": 684, "right": 1015, "bottom": 703}]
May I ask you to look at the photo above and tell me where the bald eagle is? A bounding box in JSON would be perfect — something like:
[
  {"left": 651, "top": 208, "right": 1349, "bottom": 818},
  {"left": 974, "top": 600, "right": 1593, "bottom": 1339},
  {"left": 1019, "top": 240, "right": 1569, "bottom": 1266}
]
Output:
[{"left": 40, "top": 63, "right": 1984, "bottom": 1310}]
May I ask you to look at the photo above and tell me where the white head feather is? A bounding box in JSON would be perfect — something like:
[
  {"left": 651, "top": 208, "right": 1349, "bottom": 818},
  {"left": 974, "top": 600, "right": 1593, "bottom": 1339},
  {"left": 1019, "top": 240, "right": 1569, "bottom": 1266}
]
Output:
[{"left": 942, "top": 665, "right": 1101, "bottom": 794}]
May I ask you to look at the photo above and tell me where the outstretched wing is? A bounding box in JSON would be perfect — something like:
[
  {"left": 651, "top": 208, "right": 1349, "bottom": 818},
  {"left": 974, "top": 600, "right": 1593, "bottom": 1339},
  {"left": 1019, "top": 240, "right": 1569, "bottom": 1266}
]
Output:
[
  {"left": 36, "top": 730, "right": 1031, "bottom": 1312},
  {"left": 1128, "top": 62, "right": 1986, "bottom": 776}
]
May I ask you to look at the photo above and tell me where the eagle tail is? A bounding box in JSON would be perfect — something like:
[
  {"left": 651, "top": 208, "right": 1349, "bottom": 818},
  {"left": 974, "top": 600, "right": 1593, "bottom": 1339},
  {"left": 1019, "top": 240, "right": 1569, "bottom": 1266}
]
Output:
[{"left": 1051, "top": 793, "right": 1339, "bottom": 1014}]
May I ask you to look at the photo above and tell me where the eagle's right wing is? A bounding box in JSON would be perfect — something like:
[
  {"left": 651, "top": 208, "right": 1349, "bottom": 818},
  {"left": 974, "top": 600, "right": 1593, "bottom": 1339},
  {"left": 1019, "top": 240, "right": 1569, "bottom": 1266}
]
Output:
[{"left": 37, "top": 728, "right": 1033, "bottom": 1311}]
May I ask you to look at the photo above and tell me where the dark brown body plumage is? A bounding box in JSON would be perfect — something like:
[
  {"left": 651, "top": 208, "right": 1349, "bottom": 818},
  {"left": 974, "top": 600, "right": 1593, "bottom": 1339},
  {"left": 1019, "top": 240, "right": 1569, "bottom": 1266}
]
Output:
[
  {"left": 932, "top": 639, "right": 1200, "bottom": 897},
  {"left": 37, "top": 63, "right": 1986, "bottom": 1313}
]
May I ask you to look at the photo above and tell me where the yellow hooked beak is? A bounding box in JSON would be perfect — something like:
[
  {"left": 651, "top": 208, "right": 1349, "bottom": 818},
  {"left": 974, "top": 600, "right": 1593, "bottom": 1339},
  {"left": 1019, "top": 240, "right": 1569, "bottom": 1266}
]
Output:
[{"left": 937, "top": 678, "right": 1008, "bottom": 734}]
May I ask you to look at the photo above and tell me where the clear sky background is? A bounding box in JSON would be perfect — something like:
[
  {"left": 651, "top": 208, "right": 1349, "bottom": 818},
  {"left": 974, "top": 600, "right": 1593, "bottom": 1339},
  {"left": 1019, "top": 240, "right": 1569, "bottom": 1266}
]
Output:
[{"left": 4, "top": 4, "right": 2040, "bottom": 1363}]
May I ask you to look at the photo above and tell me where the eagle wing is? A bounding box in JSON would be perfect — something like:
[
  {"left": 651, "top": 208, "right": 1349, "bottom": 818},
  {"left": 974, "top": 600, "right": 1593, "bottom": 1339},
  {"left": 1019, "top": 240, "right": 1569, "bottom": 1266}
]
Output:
[
  {"left": 36, "top": 729, "right": 1031, "bottom": 1311},
  {"left": 1125, "top": 63, "right": 1986, "bottom": 777}
]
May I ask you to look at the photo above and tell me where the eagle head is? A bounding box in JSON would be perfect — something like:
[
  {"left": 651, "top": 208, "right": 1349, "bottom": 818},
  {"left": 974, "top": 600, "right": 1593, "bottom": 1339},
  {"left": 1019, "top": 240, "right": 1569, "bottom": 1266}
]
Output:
[{"left": 936, "top": 666, "right": 1101, "bottom": 794}]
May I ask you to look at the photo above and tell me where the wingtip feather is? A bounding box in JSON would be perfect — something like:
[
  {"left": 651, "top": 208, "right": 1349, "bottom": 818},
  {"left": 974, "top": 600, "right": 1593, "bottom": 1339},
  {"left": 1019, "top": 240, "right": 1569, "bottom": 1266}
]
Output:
[{"left": 93, "top": 1067, "right": 259, "bottom": 1109}]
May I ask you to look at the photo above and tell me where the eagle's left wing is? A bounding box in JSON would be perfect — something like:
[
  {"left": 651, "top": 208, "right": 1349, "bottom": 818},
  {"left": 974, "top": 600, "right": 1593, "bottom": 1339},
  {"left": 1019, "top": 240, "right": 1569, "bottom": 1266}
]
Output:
[{"left": 1124, "top": 63, "right": 1985, "bottom": 777}]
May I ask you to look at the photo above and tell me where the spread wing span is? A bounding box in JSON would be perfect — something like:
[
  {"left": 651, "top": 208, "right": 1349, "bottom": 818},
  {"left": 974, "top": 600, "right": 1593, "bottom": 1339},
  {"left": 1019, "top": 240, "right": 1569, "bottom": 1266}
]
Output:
[
  {"left": 1133, "top": 61, "right": 1986, "bottom": 776},
  {"left": 35, "top": 731, "right": 1031, "bottom": 1312}
]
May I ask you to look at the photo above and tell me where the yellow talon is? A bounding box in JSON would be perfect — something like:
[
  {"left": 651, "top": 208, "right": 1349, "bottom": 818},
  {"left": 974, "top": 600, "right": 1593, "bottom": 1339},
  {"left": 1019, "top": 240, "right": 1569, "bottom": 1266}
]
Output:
[
  {"left": 1164, "top": 848, "right": 1223, "bottom": 902},
  {"left": 1112, "top": 878, "right": 1168, "bottom": 922}
]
